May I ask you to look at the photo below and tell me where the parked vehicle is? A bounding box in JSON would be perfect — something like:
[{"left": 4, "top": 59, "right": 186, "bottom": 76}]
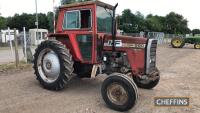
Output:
[
  {"left": 171, "top": 36, "right": 200, "bottom": 49},
  {"left": 33, "top": 1, "right": 160, "bottom": 111}
]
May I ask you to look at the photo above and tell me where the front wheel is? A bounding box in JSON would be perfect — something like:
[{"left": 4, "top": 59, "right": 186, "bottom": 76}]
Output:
[
  {"left": 101, "top": 73, "right": 138, "bottom": 111},
  {"left": 33, "top": 40, "right": 74, "bottom": 90}
]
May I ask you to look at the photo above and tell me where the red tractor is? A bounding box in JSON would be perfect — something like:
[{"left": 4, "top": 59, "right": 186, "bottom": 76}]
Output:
[{"left": 33, "top": 1, "right": 160, "bottom": 111}]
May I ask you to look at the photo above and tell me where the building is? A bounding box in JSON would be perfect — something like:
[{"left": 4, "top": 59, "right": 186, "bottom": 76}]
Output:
[
  {"left": 29, "top": 29, "right": 48, "bottom": 45},
  {"left": 0, "top": 29, "right": 19, "bottom": 43}
]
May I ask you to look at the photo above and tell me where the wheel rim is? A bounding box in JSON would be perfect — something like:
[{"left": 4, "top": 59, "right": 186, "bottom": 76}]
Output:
[
  {"left": 107, "top": 82, "right": 128, "bottom": 106},
  {"left": 172, "top": 39, "right": 182, "bottom": 47},
  {"left": 195, "top": 44, "right": 200, "bottom": 49},
  {"left": 37, "top": 48, "right": 60, "bottom": 83}
]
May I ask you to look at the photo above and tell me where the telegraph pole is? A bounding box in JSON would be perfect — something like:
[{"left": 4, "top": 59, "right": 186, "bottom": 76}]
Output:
[{"left": 35, "top": 0, "right": 39, "bottom": 45}]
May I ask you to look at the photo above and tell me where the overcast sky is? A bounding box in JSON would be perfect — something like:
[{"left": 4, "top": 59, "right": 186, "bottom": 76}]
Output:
[{"left": 0, "top": 0, "right": 199, "bottom": 29}]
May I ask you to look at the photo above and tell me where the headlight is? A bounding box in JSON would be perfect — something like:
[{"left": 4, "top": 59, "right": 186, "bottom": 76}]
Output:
[{"left": 150, "top": 56, "right": 156, "bottom": 63}]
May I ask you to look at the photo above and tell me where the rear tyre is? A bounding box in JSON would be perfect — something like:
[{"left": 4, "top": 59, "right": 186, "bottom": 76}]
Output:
[
  {"left": 101, "top": 73, "right": 138, "bottom": 111},
  {"left": 194, "top": 43, "right": 200, "bottom": 49},
  {"left": 33, "top": 40, "right": 74, "bottom": 90},
  {"left": 171, "top": 37, "right": 185, "bottom": 48}
]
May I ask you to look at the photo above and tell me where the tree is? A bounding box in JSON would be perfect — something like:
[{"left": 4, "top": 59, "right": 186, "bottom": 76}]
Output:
[
  {"left": 120, "top": 9, "right": 135, "bottom": 33},
  {"left": 47, "top": 12, "right": 54, "bottom": 32},
  {"left": 119, "top": 9, "right": 191, "bottom": 34},
  {"left": 0, "top": 6, "right": 193, "bottom": 34},
  {"left": 120, "top": 9, "right": 146, "bottom": 33},
  {"left": 0, "top": 16, "right": 7, "bottom": 29},
  {"left": 165, "top": 12, "right": 189, "bottom": 34},
  {"left": 145, "top": 14, "right": 165, "bottom": 32},
  {"left": 7, "top": 13, "right": 35, "bottom": 31},
  {"left": 37, "top": 13, "right": 49, "bottom": 29},
  {"left": 192, "top": 29, "right": 200, "bottom": 36},
  {"left": 134, "top": 11, "right": 146, "bottom": 31},
  {"left": 6, "top": 13, "right": 49, "bottom": 31}
]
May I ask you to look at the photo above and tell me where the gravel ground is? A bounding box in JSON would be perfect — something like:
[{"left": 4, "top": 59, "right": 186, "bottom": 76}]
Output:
[{"left": 0, "top": 45, "right": 200, "bottom": 113}]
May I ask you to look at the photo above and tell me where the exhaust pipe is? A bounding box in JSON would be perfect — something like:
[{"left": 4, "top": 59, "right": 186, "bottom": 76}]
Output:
[{"left": 112, "top": 3, "right": 118, "bottom": 52}]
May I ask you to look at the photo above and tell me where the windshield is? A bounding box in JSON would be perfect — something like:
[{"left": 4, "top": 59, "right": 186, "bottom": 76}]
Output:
[{"left": 96, "top": 6, "right": 113, "bottom": 33}]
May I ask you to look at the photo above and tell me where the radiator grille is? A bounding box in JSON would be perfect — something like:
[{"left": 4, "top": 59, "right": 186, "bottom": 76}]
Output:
[
  {"left": 149, "top": 40, "right": 157, "bottom": 73},
  {"left": 146, "top": 39, "right": 157, "bottom": 74}
]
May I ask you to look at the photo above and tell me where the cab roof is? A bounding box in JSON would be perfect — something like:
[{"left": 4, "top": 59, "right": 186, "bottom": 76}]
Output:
[{"left": 60, "top": 0, "right": 114, "bottom": 9}]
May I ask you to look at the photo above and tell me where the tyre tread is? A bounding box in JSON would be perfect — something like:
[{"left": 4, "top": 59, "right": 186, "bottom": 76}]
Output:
[{"left": 33, "top": 40, "right": 74, "bottom": 90}]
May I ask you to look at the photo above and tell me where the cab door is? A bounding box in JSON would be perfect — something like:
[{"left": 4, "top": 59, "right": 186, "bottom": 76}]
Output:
[
  {"left": 62, "top": 9, "right": 95, "bottom": 63},
  {"left": 76, "top": 34, "right": 93, "bottom": 61}
]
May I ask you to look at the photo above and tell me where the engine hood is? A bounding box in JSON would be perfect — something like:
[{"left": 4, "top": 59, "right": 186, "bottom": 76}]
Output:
[{"left": 104, "top": 34, "right": 147, "bottom": 44}]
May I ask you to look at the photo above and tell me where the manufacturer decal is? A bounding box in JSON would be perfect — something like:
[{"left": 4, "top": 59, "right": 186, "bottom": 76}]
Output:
[
  {"left": 104, "top": 40, "right": 146, "bottom": 49},
  {"left": 104, "top": 40, "right": 122, "bottom": 47},
  {"left": 122, "top": 43, "right": 146, "bottom": 49}
]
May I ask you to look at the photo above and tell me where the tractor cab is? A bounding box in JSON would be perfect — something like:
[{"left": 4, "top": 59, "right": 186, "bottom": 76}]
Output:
[{"left": 49, "top": 1, "right": 115, "bottom": 64}]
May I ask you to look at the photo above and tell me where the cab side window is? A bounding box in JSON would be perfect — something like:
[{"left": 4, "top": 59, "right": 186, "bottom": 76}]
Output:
[
  {"left": 63, "top": 11, "right": 80, "bottom": 29},
  {"left": 63, "top": 10, "right": 91, "bottom": 29}
]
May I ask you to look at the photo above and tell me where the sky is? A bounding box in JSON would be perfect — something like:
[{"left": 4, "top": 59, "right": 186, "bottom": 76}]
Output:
[{"left": 0, "top": 0, "right": 199, "bottom": 29}]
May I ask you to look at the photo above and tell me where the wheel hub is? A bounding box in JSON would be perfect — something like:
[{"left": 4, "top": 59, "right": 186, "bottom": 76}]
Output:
[
  {"left": 107, "top": 83, "right": 128, "bottom": 106},
  {"left": 173, "top": 40, "right": 182, "bottom": 47},
  {"left": 37, "top": 49, "right": 60, "bottom": 83},
  {"left": 46, "top": 61, "right": 52, "bottom": 70},
  {"left": 195, "top": 44, "right": 200, "bottom": 49}
]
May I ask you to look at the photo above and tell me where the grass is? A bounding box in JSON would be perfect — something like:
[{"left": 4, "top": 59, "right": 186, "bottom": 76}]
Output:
[{"left": 0, "top": 60, "right": 32, "bottom": 73}]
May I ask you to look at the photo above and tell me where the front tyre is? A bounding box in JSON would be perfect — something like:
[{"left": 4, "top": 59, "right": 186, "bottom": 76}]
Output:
[
  {"left": 101, "top": 73, "right": 138, "bottom": 111},
  {"left": 33, "top": 40, "right": 74, "bottom": 90}
]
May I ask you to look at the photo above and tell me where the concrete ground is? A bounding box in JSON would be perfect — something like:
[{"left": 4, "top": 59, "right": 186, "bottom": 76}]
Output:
[{"left": 0, "top": 47, "right": 35, "bottom": 64}]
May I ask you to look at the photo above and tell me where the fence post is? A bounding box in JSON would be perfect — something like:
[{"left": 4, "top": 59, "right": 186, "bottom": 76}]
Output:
[
  {"left": 23, "top": 27, "right": 27, "bottom": 62},
  {"left": 8, "top": 27, "right": 14, "bottom": 56},
  {"left": 14, "top": 28, "right": 19, "bottom": 67}
]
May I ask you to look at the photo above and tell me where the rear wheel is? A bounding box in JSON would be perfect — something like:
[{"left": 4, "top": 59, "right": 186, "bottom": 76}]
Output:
[
  {"left": 171, "top": 37, "right": 185, "bottom": 48},
  {"left": 101, "top": 73, "right": 138, "bottom": 111},
  {"left": 194, "top": 43, "right": 200, "bottom": 49},
  {"left": 33, "top": 40, "right": 74, "bottom": 90}
]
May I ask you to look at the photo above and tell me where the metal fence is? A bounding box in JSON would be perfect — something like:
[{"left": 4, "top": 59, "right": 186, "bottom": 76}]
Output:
[
  {"left": 148, "top": 32, "right": 176, "bottom": 45},
  {"left": 0, "top": 32, "right": 30, "bottom": 47}
]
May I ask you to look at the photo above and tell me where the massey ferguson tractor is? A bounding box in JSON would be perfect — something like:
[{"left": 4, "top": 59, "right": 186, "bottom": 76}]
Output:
[{"left": 33, "top": 1, "right": 160, "bottom": 111}]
